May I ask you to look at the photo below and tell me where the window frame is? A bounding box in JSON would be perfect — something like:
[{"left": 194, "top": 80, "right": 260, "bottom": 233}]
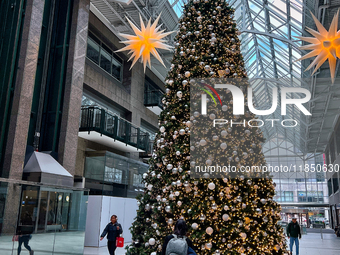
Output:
[{"left": 86, "top": 31, "right": 123, "bottom": 82}]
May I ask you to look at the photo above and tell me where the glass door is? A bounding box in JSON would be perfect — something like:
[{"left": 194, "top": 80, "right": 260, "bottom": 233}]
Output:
[
  {"left": 37, "top": 190, "right": 48, "bottom": 231},
  {"left": 46, "top": 191, "right": 62, "bottom": 232},
  {"left": 19, "top": 186, "right": 39, "bottom": 235},
  {"left": 61, "top": 192, "right": 71, "bottom": 230}
]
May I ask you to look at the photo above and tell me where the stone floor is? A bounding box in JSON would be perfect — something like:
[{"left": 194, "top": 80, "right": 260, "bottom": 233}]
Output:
[
  {"left": 84, "top": 232, "right": 340, "bottom": 255},
  {"left": 0, "top": 231, "right": 85, "bottom": 255},
  {"left": 2, "top": 231, "right": 339, "bottom": 254}
]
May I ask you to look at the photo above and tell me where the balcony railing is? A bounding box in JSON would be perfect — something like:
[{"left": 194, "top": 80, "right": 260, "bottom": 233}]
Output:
[
  {"left": 140, "top": 140, "right": 155, "bottom": 158},
  {"left": 144, "top": 89, "right": 164, "bottom": 109},
  {"left": 79, "top": 106, "right": 150, "bottom": 151}
]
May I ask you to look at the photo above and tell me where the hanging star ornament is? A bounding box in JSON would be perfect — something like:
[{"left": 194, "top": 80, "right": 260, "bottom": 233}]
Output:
[
  {"left": 297, "top": 10, "right": 340, "bottom": 83},
  {"left": 116, "top": 14, "right": 175, "bottom": 72}
]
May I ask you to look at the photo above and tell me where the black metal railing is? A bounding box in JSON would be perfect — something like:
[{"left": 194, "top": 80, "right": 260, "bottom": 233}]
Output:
[
  {"left": 144, "top": 89, "right": 163, "bottom": 109},
  {"left": 79, "top": 106, "right": 150, "bottom": 151}
]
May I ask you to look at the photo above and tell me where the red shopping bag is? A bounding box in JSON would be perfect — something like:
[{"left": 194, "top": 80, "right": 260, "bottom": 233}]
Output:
[
  {"left": 116, "top": 236, "right": 124, "bottom": 247},
  {"left": 12, "top": 235, "right": 19, "bottom": 242}
]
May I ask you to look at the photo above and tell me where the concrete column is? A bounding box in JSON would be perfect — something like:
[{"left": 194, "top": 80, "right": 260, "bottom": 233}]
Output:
[
  {"left": 58, "top": 0, "right": 90, "bottom": 176},
  {"left": 3, "top": 0, "right": 44, "bottom": 180},
  {"left": 130, "top": 63, "right": 145, "bottom": 126},
  {"left": 2, "top": 183, "right": 22, "bottom": 234}
]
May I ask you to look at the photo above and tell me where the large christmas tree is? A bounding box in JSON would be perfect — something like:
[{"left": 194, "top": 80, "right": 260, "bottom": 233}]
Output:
[{"left": 127, "top": 0, "right": 287, "bottom": 254}]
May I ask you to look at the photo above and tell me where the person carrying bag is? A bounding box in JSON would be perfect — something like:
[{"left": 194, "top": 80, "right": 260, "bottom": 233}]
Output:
[{"left": 100, "top": 215, "right": 123, "bottom": 255}]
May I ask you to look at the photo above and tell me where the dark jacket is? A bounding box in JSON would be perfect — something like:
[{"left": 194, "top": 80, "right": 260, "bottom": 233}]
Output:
[
  {"left": 100, "top": 222, "right": 123, "bottom": 241},
  {"left": 287, "top": 221, "right": 301, "bottom": 238},
  {"left": 17, "top": 225, "right": 34, "bottom": 235},
  {"left": 162, "top": 234, "right": 195, "bottom": 255}
]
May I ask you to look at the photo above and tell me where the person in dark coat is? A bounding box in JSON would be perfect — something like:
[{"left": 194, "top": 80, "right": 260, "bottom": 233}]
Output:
[
  {"left": 286, "top": 217, "right": 301, "bottom": 255},
  {"left": 162, "top": 219, "right": 196, "bottom": 255},
  {"left": 17, "top": 212, "right": 34, "bottom": 255},
  {"left": 100, "top": 215, "right": 123, "bottom": 255}
]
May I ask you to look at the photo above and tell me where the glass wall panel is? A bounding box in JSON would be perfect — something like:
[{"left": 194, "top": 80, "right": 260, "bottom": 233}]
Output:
[
  {"left": 84, "top": 155, "right": 105, "bottom": 181},
  {"left": 0, "top": 181, "right": 88, "bottom": 255},
  {"left": 111, "top": 57, "right": 122, "bottom": 80},
  {"left": 332, "top": 173, "right": 339, "bottom": 193},
  {"left": 264, "top": 137, "right": 328, "bottom": 205},
  {"left": 328, "top": 179, "right": 333, "bottom": 195},
  {"left": 86, "top": 32, "right": 123, "bottom": 81},
  {"left": 87, "top": 37, "right": 100, "bottom": 64},
  {"left": 100, "top": 48, "right": 111, "bottom": 73},
  {"left": 84, "top": 151, "right": 148, "bottom": 198}
]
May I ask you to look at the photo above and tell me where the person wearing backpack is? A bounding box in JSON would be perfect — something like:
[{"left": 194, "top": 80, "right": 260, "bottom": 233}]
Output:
[
  {"left": 162, "top": 219, "right": 196, "bottom": 255},
  {"left": 286, "top": 217, "right": 301, "bottom": 255}
]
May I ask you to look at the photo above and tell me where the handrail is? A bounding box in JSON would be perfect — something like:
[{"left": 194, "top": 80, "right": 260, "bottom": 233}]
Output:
[
  {"left": 79, "top": 106, "right": 150, "bottom": 152},
  {"left": 81, "top": 105, "right": 138, "bottom": 128}
]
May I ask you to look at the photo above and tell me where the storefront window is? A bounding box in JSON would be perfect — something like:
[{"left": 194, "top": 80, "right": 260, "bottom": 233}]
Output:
[{"left": 0, "top": 181, "right": 88, "bottom": 254}]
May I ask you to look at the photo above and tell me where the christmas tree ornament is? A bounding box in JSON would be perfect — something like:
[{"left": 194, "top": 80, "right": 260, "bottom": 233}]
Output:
[
  {"left": 208, "top": 182, "right": 216, "bottom": 190},
  {"left": 222, "top": 214, "right": 230, "bottom": 221},
  {"left": 240, "top": 232, "right": 247, "bottom": 239},
  {"left": 206, "top": 227, "right": 213, "bottom": 235},
  {"left": 192, "top": 223, "right": 198, "bottom": 230},
  {"left": 148, "top": 238, "right": 155, "bottom": 245},
  {"left": 199, "top": 214, "right": 206, "bottom": 221}
]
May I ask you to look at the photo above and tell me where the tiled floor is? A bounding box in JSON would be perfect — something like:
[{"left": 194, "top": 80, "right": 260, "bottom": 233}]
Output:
[
  {"left": 84, "top": 245, "right": 129, "bottom": 255},
  {"left": 84, "top": 233, "right": 340, "bottom": 255},
  {"left": 297, "top": 232, "right": 340, "bottom": 255},
  {"left": 2, "top": 231, "right": 338, "bottom": 254}
]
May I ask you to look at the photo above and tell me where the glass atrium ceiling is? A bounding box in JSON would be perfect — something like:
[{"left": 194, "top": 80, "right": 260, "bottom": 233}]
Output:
[
  {"left": 226, "top": 0, "right": 340, "bottom": 154},
  {"left": 227, "top": 0, "right": 310, "bottom": 152}
]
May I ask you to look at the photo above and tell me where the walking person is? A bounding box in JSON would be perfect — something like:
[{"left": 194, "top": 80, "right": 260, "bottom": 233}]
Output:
[
  {"left": 17, "top": 211, "right": 34, "bottom": 255},
  {"left": 18, "top": 233, "right": 34, "bottom": 255},
  {"left": 100, "top": 215, "right": 123, "bottom": 255},
  {"left": 287, "top": 217, "right": 301, "bottom": 255},
  {"left": 162, "top": 219, "right": 196, "bottom": 255}
]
